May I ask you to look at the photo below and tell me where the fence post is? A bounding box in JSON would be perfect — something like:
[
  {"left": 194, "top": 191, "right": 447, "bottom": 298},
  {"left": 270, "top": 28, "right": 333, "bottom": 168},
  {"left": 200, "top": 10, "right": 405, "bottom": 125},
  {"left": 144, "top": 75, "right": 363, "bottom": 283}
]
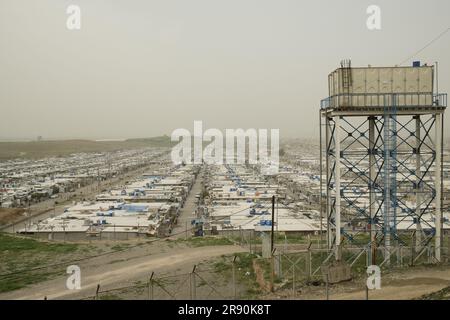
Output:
[
  {"left": 270, "top": 253, "right": 275, "bottom": 293},
  {"left": 148, "top": 272, "right": 154, "bottom": 300},
  {"left": 325, "top": 274, "right": 329, "bottom": 300},
  {"left": 95, "top": 284, "right": 101, "bottom": 300},
  {"left": 448, "top": 232, "right": 450, "bottom": 261},
  {"left": 279, "top": 251, "right": 283, "bottom": 278},
  {"left": 400, "top": 246, "right": 403, "bottom": 267},
  {"left": 365, "top": 284, "right": 369, "bottom": 300},
  {"left": 306, "top": 240, "right": 312, "bottom": 280},
  {"left": 232, "top": 256, "right": 237, "bottom": 299},
  {"left": 292, "top": 262, "right": 295, "bottom": 297},
  {"left": 190, "top": 265, "right": 197, "bottom": 300}
]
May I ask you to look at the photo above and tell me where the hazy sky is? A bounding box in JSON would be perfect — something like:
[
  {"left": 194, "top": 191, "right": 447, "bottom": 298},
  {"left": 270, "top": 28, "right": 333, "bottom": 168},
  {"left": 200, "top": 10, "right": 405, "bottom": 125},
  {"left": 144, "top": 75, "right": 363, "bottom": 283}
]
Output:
[{"left": 0, "top": 0, "right": 449, "bottom": 140}]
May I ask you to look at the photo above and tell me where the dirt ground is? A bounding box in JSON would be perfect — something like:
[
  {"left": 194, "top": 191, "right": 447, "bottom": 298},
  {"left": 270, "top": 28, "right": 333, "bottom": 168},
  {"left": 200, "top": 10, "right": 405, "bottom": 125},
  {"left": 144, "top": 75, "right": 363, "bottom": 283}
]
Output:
[
  {"left": 2, "top": 234, "right": 450, "bottom": 300},
  {"left": 330, "top": 266, "right": 450, "bottom": 300},
  {"left": 0, "top": 208, "right": 26, "bottom": 225},
  {"left": 0, "top": 241, "right": 246, "bottom": 300},
  {"left": 263, "top": 263, "right": 450, "bottom": 300}
]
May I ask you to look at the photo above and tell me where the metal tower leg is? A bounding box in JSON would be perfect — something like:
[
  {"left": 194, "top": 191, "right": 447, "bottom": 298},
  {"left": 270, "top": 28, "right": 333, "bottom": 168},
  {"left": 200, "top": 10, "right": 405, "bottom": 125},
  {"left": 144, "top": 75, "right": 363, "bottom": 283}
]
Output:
[
  {"left": 435, "top": 113, "right": 442, "bottom": 262},
  {"left": 335, "top": 116, "right": 342, "bottom": 261},
  {"left": 325, "top": 115, "right": 332, "bottom": 251},
  {"left": 415, "top": 116, "right": 422, "bottom": 253},
  {"left": 369, "top": 116, "right": 376, "bottom": 265}
]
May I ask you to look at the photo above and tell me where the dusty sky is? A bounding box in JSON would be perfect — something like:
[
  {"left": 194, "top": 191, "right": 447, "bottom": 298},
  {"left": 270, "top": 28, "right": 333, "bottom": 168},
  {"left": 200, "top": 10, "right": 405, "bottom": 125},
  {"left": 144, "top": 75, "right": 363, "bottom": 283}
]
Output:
[{"left": 0, "top": 0, "right": 449, "bottom": 140}]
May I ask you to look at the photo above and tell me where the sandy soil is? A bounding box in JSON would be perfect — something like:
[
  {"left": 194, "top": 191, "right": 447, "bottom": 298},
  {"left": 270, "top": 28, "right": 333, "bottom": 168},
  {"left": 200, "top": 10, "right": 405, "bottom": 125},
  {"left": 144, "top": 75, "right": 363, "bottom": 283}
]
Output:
[
  {"left": 330, "top": 267, "right": 450, "bottom": 300},
  {"left": 0, "top": 208, "right": 25, "bottom": 225},
  {"left": 0, "top": 243, "right": 245, "bottom": 300},
  {"left": 267, "top": 264, "right": 450, "bottom": 300}
]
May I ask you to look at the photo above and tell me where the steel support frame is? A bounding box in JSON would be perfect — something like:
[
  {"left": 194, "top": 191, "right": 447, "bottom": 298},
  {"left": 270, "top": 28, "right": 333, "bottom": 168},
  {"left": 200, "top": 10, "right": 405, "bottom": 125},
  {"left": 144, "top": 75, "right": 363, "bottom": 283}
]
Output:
[{"left": 321, "top": 109, "right": 444, "bottom": 264}]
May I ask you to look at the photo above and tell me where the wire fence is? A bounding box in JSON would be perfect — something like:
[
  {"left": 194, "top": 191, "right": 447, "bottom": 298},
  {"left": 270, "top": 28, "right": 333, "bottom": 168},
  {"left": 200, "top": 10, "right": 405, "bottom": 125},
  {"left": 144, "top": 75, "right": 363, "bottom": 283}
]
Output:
[
  {"left": 80, "top": 263, "right": 246, "bottom": 300},
  {"left": 72, "top": 240, "right": 450, "bottom": 300}
]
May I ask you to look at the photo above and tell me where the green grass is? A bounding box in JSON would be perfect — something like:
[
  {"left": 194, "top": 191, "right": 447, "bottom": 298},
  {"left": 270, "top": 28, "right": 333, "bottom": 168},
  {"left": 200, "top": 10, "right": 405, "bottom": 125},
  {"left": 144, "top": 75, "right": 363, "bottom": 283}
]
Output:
[
  {"left": 416, "top": 285, "right": 450, "bottom": 300},
  {"left": 0, "top": 233, "right": 83, "bottom": 293},
  {"left": 213, "top": 253, "right": 263, "bottom": 299},
  {"left": 0, "top": 233, "right": 78, "bottom": 254},
  {"left": 0, "top": 270, "right": 64, "bottom": 293},
  {"left": 110, "top": 243, "right": 131, "bottom": 251}
]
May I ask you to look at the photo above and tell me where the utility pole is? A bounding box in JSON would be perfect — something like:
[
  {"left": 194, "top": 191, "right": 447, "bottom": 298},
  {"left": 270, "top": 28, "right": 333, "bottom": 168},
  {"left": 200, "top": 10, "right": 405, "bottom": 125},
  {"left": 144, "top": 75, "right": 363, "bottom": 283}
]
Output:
[
  {"left": 270, "top": 195, "right": 276, "bottom": 293},
  {"left": 271, "top": 195, "right": 275, "bottom": 254}
]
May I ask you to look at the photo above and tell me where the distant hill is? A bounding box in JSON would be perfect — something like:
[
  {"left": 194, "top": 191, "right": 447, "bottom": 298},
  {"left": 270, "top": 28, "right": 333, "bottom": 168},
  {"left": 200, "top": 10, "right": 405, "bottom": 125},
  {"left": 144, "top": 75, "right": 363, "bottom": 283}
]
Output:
[{"left": 0, "top": 136, "right": 174, "bottom": 160}]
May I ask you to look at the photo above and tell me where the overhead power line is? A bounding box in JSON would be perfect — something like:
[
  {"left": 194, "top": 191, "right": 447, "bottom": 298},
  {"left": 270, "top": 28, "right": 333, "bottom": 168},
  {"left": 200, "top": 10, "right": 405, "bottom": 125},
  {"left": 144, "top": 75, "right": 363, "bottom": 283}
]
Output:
[{"left": 399, "top": 27, "right": 450, "bottom": 66}]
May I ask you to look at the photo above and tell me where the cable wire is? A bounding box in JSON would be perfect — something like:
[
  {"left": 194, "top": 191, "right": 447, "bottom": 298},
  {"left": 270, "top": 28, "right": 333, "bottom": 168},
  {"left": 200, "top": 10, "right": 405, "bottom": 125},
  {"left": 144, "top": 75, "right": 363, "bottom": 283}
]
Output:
[{"left": 399, "top": 27, "right": 450, "bottom": 66}]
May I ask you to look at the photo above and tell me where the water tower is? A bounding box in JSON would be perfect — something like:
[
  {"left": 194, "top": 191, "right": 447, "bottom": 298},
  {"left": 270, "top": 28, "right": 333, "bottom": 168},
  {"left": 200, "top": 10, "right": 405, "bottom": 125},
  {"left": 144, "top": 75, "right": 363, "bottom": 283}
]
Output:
[{"left": 320, "top": 60, "right": 447, "bottom": 265}]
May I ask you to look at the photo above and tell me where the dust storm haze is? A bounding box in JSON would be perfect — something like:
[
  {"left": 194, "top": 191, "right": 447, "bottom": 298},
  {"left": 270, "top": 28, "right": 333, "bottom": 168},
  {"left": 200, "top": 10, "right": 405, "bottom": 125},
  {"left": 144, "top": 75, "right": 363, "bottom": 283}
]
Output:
[{"left": 0, "top": 0, "right": 449, "bottom": 140}]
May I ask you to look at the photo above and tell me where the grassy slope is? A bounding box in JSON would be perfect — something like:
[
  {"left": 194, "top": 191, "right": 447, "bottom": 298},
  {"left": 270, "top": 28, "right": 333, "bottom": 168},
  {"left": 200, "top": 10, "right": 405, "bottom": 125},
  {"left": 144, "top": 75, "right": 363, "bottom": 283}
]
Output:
[
  {"left": 0, "top": 136, "right": 173, "bottom": 160},
  {"left": 0, "top": 233, "right": 88, "bottom": 293}
]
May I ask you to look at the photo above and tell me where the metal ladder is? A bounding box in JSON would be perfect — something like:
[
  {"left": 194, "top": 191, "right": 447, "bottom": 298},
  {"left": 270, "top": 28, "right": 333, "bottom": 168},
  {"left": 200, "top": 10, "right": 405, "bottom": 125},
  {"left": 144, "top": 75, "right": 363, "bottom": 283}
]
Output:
[{"left": 341, "top": 59, "right": 352, "bottom": 107}]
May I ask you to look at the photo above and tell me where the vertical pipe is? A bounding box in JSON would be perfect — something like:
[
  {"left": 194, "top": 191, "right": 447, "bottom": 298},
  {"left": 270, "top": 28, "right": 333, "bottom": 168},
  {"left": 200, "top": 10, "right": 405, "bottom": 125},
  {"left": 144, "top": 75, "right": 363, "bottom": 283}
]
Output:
[
  {"left": 320, "top": 110, "right": 323, "bottom": 248},
  {"left": 335, "top": 116, "right": 341, "bottom": 261},
  {"left": 435, "top": 113, "right": 442, "bottom": 262},
  {"left": 369, "top": 116, "right": 376, "bottom": 265},
  {"left": 441, "top": 113, "right": 445, "bottom": 259},
  {"left": 436, "top": 62, "right": 439, "bottom": 97},
  {"left": 415, "top": 116, "right": 422, "bottom": 252},
  {"left": 326, "top": 116, "right": 331, "bottom": 250},
  {"left": 271, "top": 195, "right": 275, "bottom": 254}
]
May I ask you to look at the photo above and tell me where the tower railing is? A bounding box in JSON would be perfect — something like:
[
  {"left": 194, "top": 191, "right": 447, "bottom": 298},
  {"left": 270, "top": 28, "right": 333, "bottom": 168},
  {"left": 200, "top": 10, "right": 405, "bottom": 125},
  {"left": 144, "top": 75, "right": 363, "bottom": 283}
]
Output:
[{"left": 320, "top": 93, "right": 447, "bottom": 110}]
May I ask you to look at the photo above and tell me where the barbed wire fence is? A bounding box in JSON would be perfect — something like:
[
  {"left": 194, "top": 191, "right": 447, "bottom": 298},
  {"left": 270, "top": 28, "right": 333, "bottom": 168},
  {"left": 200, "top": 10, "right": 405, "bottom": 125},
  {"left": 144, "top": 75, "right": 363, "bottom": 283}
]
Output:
[
  {"left": 71, "top": 238, "right": 449, "bottom": 300},
  {"left": 79, "top": 261, "right": 243, "bottom": 300}
]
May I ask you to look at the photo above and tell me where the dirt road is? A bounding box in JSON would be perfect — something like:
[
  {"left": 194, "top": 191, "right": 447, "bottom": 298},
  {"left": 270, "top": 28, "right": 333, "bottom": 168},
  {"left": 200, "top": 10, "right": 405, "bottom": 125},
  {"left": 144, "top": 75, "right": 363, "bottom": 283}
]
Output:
[
  {"left": 0, "top": 244, "right": 245, "bottom": 300},
  {"left": 171, "top": 169, "right": 203, "bottom": 238}
]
